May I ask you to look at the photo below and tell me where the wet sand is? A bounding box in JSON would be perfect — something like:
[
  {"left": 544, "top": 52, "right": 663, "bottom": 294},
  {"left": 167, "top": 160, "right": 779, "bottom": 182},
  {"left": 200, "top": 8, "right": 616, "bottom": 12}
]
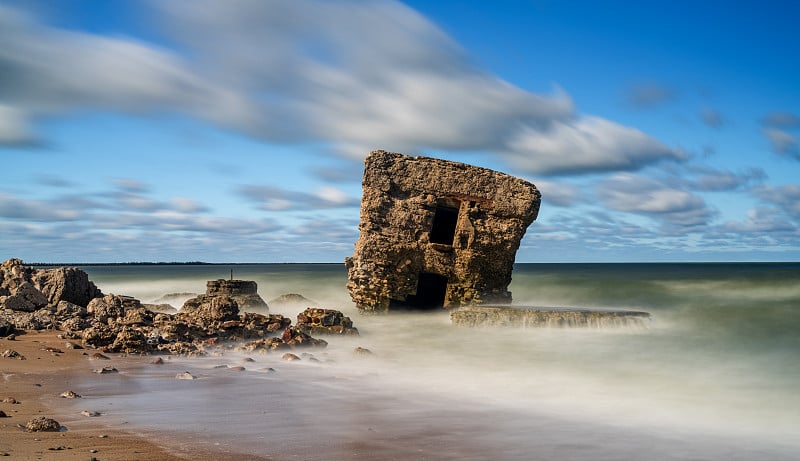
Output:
[
  {"left": 0, "top": 330, "right": 237, "bottom": 461},
  {"left": 4, "top": 328, "right": 798, "bottom": 461}
]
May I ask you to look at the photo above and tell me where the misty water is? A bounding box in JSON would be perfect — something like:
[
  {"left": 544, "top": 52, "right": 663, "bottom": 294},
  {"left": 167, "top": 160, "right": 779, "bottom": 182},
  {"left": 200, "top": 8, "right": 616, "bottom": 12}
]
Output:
[{"left": 71, "top": 263, "right": 800, "bottom": 460}]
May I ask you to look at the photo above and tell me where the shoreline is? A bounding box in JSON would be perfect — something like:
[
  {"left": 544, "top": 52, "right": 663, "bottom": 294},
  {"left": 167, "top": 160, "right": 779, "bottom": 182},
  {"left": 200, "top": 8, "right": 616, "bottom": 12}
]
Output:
[{"left": 0, "top": 330, "right": 231, "bottom": 461}]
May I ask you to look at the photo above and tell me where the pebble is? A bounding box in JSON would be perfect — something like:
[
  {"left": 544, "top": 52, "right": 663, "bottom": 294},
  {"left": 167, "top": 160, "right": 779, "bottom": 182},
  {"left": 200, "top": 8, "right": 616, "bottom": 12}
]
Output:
[
  {"left": 354, "top": 346, "right": 373, "bottom": 356},
  {"left": 1, "top": 349, "right": 25, "bottom": 360},
  {"left": 93, "top": 367, "right": 118, "bottom": 374},
  {"left": 175, "top": 371, "right": 196, "bottom": 380},
  {"left": 60, "top": 390, "right": 82, "bottom": 399},
  {"left": 91, "top": 352, "right": 111, "bottom": 360},
  {"left": 81, "top": 410, "right": 101, "bottom": 417}
]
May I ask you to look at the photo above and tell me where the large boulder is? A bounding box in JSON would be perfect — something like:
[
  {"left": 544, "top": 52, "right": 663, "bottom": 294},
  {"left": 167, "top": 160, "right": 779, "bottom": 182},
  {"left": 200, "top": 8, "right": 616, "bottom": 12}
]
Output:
[
  {"left": 0, "top": 259, "right": 101, "bottom": 313},
  {"left": 82, "top": 324, "right": 117, "bottom": 348},
  {"left": 296, "top": 308, "right": 359, "bottom": 336},
  {"left": 109, "top": 327, "right": 151, "bottom": 354},
  {"left": 180, "top": 295, "right": 240, "bottom": 324},
  {"left": 2, "top": 282, "right": 48, "bottom": 312},
  {"left": 87, "top": 294, "right": 141, "bottom": 324},
  {"left": 33, "top": 266, "right": 101, "bottom": 307}
]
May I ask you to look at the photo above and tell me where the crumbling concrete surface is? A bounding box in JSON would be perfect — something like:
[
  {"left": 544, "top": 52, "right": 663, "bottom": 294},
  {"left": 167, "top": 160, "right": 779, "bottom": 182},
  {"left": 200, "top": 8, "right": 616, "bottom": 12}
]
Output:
[{"left": 346, "top": 150, "right": 541, "bottom": 313}]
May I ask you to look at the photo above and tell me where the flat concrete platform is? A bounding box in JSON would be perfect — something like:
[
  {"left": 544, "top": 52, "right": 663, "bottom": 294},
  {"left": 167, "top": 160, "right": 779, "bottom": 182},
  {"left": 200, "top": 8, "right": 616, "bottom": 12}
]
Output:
[{"left": 450, "top": 305, "right": 651, "bottom": 328}]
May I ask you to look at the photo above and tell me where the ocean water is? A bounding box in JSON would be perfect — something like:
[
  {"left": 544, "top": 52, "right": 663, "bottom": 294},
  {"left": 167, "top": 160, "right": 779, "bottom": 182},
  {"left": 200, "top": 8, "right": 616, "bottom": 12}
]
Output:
[{"left": 72, "top": 263, "right": 800, "bottom": 460}]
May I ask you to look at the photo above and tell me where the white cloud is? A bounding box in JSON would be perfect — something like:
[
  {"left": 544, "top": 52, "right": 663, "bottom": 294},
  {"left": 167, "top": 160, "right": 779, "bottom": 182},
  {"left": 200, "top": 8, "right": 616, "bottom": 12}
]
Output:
[
  {"left": 625, "top": 82, "right": 675, "bottom": 108},
  {"left": 238, "top": 185, "right": 360, "bottom": 211},
  {"left": 763, "top": 128, "right": 799, "bottom": 158},
  {"left": 755, "top": 184, "right": 800, "bottom": 219},
  {"left": 0, "top": 104, "right": 33, "bottom": 144},
  {"left": 0, "top": 1, "right": 679, "bottom": 177},
  {"left": 0, "top": 192, "right": 83, "bottom": 221},
  {"left": 534, "top": 180, "right": 581, "bottom": 207},
  {"left": 597, "top": 173, "right": 715, "bottom": 229},
  {"left": 505, "top": 117, "right": 685, "bottom": 175}
]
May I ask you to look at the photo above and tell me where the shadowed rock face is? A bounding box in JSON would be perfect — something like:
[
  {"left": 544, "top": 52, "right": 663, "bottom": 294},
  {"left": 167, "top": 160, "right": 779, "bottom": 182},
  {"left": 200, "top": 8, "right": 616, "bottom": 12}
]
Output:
[{"left": 346, "top": 150, "right": 541, "bottom": 313}]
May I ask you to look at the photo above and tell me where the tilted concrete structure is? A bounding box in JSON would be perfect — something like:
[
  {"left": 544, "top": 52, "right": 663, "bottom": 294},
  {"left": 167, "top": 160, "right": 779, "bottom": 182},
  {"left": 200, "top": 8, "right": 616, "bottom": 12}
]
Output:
[{"left": 346, "top": 150, "right": 541, "bottom": 313}]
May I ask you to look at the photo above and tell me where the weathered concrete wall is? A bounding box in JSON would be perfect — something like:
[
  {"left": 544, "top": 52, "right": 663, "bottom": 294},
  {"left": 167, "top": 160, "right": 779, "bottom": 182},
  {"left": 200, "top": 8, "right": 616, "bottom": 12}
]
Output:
[
  {"left": 450, "top": 306, "right": 651, "bottom": 329},
  {"left": 346, "top": 150, "right": 541, "bottom": 313},
  {"left": 203, "top": 279, "right": 268, "bottom": 312}
]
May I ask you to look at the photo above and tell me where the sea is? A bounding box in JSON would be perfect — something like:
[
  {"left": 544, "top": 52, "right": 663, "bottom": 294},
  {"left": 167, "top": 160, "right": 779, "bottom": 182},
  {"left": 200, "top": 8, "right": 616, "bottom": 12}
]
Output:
[{"left": 68, "top": 263, "right": 800, "bottom": 460}]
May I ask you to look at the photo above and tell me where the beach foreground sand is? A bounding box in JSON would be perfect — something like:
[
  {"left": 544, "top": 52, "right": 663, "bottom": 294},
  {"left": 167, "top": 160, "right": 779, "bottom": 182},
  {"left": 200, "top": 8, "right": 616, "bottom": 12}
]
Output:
[{"left": 0, "top": 330, "right": 237, "bottom": 461}]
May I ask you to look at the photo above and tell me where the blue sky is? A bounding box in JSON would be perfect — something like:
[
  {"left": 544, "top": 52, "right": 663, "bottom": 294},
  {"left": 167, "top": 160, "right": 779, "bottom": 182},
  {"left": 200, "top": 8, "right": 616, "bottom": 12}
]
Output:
[{"left": 1, "top": 0, "right": 799, "bottom": 263}]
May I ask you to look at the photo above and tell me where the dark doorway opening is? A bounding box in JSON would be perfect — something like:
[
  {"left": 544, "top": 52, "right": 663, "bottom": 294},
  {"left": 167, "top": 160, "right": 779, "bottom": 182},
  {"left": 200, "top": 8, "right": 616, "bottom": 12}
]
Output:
[
  {"left": 430, "top": 203, "right": 459, "bottom": 245},
  {"left": 402, "top": 272, "right": 448, "bottom": 310}
]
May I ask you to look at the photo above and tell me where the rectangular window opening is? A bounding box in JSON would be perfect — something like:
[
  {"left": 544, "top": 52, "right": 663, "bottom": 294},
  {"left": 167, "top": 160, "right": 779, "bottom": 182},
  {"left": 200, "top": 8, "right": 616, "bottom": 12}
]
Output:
[{"left": 429, "top": 202, "right": 459, "bottom": 245}]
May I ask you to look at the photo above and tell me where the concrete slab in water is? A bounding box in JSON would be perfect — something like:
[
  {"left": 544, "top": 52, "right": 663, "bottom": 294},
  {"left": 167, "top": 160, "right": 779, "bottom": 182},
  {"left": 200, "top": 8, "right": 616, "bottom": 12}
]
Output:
[{"left": 450, "top": 305, "right": 651, "bottom": 328}]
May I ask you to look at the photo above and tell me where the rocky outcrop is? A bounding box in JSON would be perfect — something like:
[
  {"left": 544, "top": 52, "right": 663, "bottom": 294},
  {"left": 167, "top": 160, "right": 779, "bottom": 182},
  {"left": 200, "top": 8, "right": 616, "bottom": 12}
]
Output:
[
  {"left": 296, "top": 308, "right": 359, "bottom": 336},
  {"left": 1, "top": 259, "right": 335, "bottom": 356},
  {"left": 0, "top": 259, "right": 102, "bottom": 312},
  {"left": 179, "top": 294, "right": 240, "bottom": 324},
  {"left": 32, "top": 266, "right": 102, "bottom": 307},
  {"left": 450, "top": 306, "right": 651, "bottom": 328},
  {"left": 346, "top": 151, "right": 540, "bottom": 313},
  {"left": 205, "top": 279, "right": 268, "bottom": 312}
]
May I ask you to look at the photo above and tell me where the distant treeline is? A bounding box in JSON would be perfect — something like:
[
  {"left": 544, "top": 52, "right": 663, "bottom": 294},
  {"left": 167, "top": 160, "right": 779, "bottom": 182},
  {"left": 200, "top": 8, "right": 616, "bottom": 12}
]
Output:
[{"left": 28, "top": 261, "right": 212, "bottom": 266}]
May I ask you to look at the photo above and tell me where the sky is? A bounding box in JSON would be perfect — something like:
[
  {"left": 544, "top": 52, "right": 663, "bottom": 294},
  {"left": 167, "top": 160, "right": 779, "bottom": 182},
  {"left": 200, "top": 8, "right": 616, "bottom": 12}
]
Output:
[{"left": 1, "top": 0, "right": 799, "bottom": 263}]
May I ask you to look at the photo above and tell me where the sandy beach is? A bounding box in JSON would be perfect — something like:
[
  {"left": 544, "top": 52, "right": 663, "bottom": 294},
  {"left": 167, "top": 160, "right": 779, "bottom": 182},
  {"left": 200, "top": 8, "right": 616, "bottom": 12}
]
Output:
[{"left": 0, "top": 330, "right": 214, "bottom": 461}]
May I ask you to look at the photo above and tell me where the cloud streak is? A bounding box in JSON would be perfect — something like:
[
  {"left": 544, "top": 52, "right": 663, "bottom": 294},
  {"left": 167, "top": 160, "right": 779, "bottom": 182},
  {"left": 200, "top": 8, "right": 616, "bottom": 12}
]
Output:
[{"left": 0, "top": 1, "right": 680, "bottom": 176}]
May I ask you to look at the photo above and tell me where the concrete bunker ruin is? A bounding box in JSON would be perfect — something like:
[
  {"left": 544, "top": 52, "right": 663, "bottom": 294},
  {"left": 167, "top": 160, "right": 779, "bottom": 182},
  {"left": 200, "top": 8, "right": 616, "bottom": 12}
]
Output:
[{"left": 346, "top": 150, "right": 541, "bottom": 313}]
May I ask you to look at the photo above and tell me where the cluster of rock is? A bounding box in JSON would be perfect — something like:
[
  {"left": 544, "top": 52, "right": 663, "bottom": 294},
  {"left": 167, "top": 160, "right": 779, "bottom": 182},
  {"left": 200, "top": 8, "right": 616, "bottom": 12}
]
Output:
[
  {"left": 296, "top": 308, "right": 359, "bottom": 336},
  {"left": 0, "top": 259, "right": 352, "bottom": 356},
  {"left": 0, "top": 258, "right": 101, "bottom": 322}
]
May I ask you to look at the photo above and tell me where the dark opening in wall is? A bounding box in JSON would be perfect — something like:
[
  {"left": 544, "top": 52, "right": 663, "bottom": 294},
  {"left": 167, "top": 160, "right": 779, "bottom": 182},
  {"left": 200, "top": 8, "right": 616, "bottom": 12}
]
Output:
[
  {"left": 402, "top": 272, "right": 448, "bottom": 309},
  {"left": 429, "top": 203, "right": 459, "bottom": 245}
]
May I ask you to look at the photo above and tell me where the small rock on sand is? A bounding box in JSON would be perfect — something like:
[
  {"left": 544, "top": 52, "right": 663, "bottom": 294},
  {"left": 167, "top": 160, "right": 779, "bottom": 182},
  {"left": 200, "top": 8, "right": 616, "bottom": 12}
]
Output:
[
  {"left": 93, "top": 367, "right": 118, "bottom": 374},
  {"left": 24, "top": 416, "right": 61, "bottom": 432},
  {"left": 176, "top": 371, "right": 196, "bottom": 380},
  {"left": 281, "top": 353, "right": 300, "bottom": 361},
  {"left": 90, "top": 352, "right": 111, "bottom": 360},
  {"left": 60, "top": 390, "right": 82, "bottom": 399},
  {"left": 150, "top": 357, "right": 164, "bottom": 365},
  {"left": 0, "top": 410, "right": 8, "bottom": 417},
  {"left": 1, "top": 349, "right": 25, "bottom": 360},
  {"left": 80, "top": 410, "right": 101, "bottom": 417},
  {"left": 2, "top": 397, "right": 19, "bottom": 404}
]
